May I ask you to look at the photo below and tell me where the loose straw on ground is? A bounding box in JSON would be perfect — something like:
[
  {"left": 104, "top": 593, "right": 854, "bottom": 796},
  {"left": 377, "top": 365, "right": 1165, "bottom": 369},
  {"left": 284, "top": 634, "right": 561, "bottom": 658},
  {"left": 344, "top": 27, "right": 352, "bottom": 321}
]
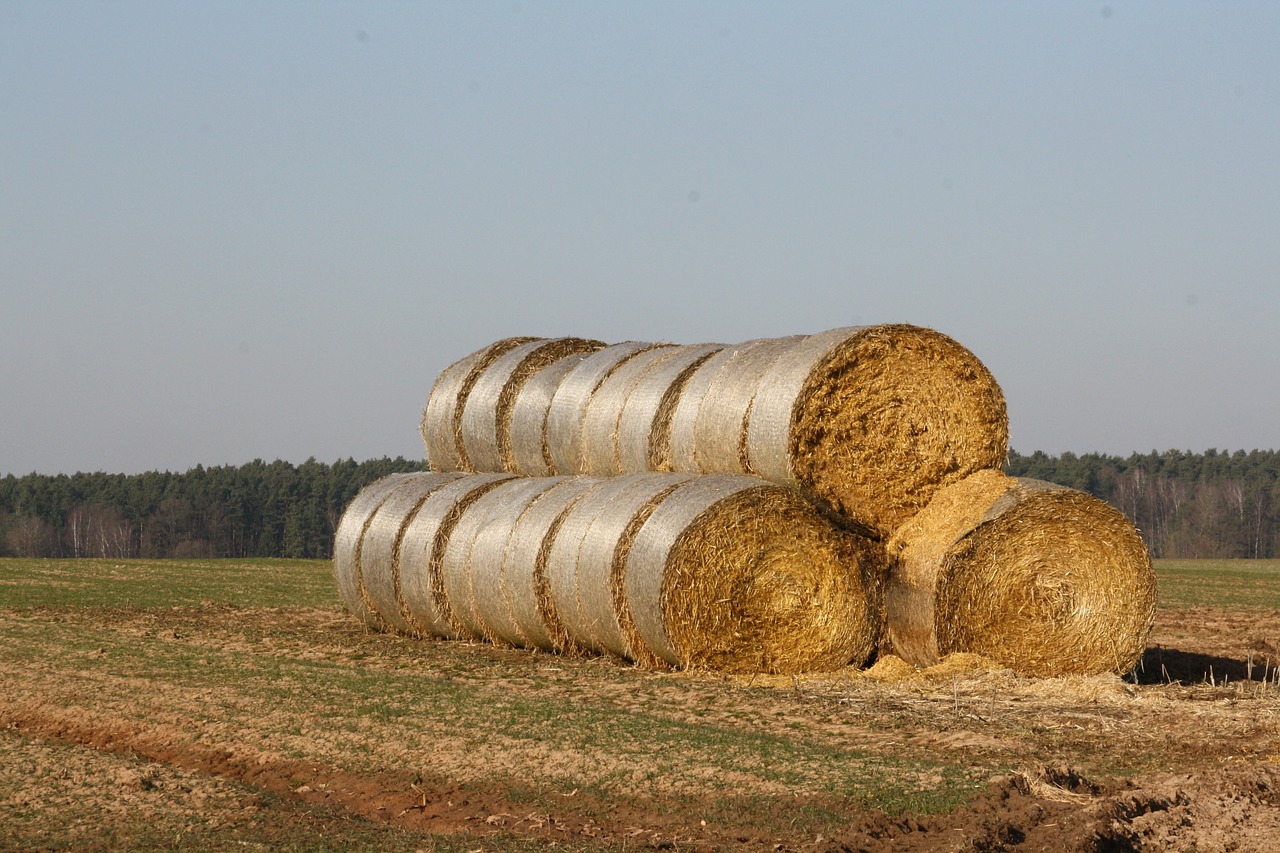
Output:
[{"left": 884, "top": 469, "right": 1157, "bottom": 677}]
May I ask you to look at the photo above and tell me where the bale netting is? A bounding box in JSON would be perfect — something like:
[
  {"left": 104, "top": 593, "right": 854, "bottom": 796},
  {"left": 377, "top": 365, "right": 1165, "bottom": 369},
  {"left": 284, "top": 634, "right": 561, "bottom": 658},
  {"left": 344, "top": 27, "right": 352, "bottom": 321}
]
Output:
[
  {"left": 396, "top": 472, "right": 517, "bottom": 639},
  {"left": 458, "top": 337, "right": 605, "bottom": 473},
  {"left": 742, "top": 324, "right": 1008, "bottom": 537},
  {"left": 333, "top": 473, "right": 418, "bottom": 629},
  {"left": 422, "top": 336, "right": 540, "bottom": 472},
  {"left": 544, "top": 341, "right": 672, "bottom": 475},
  {"left": 544, "top": 473, "right": 696, "bottom": 660},
  {"left": 624, "top": 474, "right": 885, "bottom": 674},
  {"left": 508, "top": 349, "right": 601, "bottom": 476},
  {"left": 616, "top": 343, "right": 725, "bottom": 473},
  {"left": 357, "top": 473, "right": 468, "bottom": 635},
  {"left": 440, "top": 476, "right": 568, "bottom": 644},
  {"left": 577, "top": 346, "right": 687, "bottom": 477},
  {"left": 883, "top": 469, "right": 1157, "bottom": 677}
]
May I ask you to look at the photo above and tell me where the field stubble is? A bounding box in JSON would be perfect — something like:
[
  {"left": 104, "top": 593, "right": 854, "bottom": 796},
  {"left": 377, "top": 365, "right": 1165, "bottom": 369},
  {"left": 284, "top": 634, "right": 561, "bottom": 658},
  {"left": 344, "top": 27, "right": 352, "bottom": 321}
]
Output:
[{"left": 2, "top": 558, "right": 1280, "bottom": 851}]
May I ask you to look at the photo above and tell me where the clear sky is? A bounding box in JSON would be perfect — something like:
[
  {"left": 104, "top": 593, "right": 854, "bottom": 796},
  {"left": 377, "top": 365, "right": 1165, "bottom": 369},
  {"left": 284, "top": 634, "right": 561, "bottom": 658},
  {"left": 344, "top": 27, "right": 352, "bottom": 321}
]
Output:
[{"left": 3, "top": 1, "right": 1277, "bottom": 476}]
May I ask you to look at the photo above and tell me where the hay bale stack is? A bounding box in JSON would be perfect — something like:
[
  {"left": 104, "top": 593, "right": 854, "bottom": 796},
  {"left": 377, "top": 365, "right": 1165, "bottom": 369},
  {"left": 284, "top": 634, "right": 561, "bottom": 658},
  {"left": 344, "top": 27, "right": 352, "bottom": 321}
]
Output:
[
  {"left": 422, "top": 337, "right": 539, "bottom": 471},
  {"left": 333, "top": 473, "right": 418, "bottom": 628},
  {"left": 544, "top": 342, "right": 673, "bottom": 475},
  {"left": 508, "top": 349, "right": 602, "bottom": 476},
  {"left": 424, "top": 325, "right": 1006, "bottom": 536},
  {"left": 578, "top": 347, "right": 688, "bottom": 476},
  {"left": 544, "top": 473, "right": 697, "bottom": 660},
  {"left": 624, "top": 474, "right": 884, "bottom": 674},
  {"left": 396, "top": 472, "right": 517, "bottom": 638},
  {"left": 457, "top": 337, "right": 605, "bottom": 472},
  {"left": 440, "top": 476, "right": 568, "bottom": 644},
  {"left": 358, "top": 473, "right": 468, "bottom": 634},
  {"left": 616, "top": 343, "right": 725, "bottom": 473},
  {"left": 884, "top": 469, "right": 1156, "bottom": 677}
]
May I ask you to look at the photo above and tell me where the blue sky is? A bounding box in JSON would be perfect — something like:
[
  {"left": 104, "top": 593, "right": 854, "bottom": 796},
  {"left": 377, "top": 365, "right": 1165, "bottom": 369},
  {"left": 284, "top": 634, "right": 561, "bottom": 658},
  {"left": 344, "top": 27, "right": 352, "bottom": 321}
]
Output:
[{"left": 3, "top": 1, "right": 1277, "bottom": 475}]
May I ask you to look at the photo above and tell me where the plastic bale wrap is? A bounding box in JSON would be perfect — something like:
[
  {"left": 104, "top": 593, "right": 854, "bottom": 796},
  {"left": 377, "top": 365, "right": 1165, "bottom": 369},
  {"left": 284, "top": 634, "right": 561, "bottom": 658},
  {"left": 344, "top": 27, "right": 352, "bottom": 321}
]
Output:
[
  {"left": 396, "top": 473, "right": 517, "bottom": 638},
  {"left": 544, "top": 342, "right": 670, "bottom": 475},
  {"left": 333, "top": 473, "right": 419, "bottom": 630},
  {"left": 358, "top": 473, "right": 469, "bottom": 634},
  {"left": 578, "top": 347, "right": 686, "bottom": 476},
  {"left": 745, "top": 324, "right": 1008, "bottom": 537},
  {"left": 543, "top": 473, "right": 696, "bottom": 660},
  {"left": 884, "top": 469, "right": 1157, "bottom": 677},
  {"left": 623, "top": 474, "right": 884, "bottom": 674},
  {"left": 422, "top": 337, "right": 540, "bottom": 472},
  {"left": 616, "top": 343, "right": 725, "bottom": 473},
  {"left": 440, "top": 476, "right": 567, "bottom": 644},
  {"left": 458, "top": 337, "right": 605, "bottom": 472}
]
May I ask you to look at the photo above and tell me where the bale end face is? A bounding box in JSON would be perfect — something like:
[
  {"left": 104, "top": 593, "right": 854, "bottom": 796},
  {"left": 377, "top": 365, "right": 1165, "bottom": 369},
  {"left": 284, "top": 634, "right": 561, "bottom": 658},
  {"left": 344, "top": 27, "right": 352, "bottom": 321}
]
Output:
[{"left": 660, "top": 486, "right": 883, "bottom": 675}]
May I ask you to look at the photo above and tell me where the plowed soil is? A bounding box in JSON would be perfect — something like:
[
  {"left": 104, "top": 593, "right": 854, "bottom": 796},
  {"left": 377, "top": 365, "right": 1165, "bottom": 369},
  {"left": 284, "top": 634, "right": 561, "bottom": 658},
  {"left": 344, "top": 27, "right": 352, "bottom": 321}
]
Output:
[{"left": 4, "top": 597, "right": 1280, "bottom": 851}]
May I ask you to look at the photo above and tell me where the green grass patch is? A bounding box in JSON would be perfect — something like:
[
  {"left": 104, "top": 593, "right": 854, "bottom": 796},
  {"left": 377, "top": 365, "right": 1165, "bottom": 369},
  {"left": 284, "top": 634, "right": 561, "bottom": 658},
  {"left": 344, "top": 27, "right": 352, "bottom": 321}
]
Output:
[
  {"left": 0, "top": 557, "right": 338, "bottom": 609},
  {"left": 1154, "top": 559, "right": 1280, "bottom": 610}
]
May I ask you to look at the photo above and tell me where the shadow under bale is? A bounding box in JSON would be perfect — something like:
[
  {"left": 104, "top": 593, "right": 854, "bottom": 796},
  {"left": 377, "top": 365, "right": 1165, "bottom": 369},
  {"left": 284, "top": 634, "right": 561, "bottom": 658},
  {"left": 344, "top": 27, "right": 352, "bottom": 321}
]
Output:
[{"left": 1134, "top": 645, "right": 1280, "bottom": 685}]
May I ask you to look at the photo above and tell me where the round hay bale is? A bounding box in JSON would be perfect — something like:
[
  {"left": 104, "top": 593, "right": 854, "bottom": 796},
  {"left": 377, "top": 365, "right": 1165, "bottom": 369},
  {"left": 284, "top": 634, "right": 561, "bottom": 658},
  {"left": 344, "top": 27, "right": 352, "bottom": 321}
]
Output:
[
  {"left": 544, "top": 342, "right": 669, "bottom": 475},
  {"left": 745, "top": 324, "right": 1008, "bottom": 537},
  {"left": 664, "top": 341, "right": 757, "bottom": 473},
  {"left": 422, "top": 337, "right": 541, "bottom": 472},
  {"left": 624, "top": 475, "right": 884, "bottom": 674},
  {"left": 459, "top": 337, "right": 605, "bottom": 473},
  {"left": 507, "top": 349, "right": 601, "bottom": 476},
  {"left": 501, "top": 476, "right": 602, "bottom": 651},
  {"left": 884, "top": 469, "right": 1156, "bottom": 677},
  {"left": 578, "top": 347, "right": 686, "bottom": 476},
  {"left": 692, "top": 336, "right": 804, "bottom": 474},
  {"left": 636, "top": 344, "right": 725, "bottom": 472},
  {"left": 333, "top": 473, "right": 418, "bottom": 629},
  {"left": 543, "top": 473, "right": 696, "bottom": 659},
  {"left": 397, "top": 473, "right": 517, "bottom": 638},
  {"left": 440, "top": 476, "right": 566, "bottom": 643},
  {"left": 358, "top": 473, "right": 468, "bottom": 635}
]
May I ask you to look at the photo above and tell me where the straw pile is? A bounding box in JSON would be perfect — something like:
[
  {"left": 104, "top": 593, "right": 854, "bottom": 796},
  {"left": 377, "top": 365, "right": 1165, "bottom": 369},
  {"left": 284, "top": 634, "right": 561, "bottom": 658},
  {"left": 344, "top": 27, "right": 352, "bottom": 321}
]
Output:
[
  {"left": 884, "top": 469, "right": 1156, "bottom": 677},
  {"left": 421, "top": 325, "right": 1008, "bottom": 536},
  {"left": 334, "top": 471, "right": 883, "bottom": 674}
]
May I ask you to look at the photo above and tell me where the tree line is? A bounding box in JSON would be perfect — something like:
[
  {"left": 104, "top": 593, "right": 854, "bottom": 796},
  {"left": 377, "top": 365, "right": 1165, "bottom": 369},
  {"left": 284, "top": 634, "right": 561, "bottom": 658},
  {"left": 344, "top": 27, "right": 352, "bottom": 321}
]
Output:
[
  {"left": 0, "top": 457, "right": 429, "bottom": 560},
  {"left": 1, "top": 450, "right": 1276, "bottom": 559}
]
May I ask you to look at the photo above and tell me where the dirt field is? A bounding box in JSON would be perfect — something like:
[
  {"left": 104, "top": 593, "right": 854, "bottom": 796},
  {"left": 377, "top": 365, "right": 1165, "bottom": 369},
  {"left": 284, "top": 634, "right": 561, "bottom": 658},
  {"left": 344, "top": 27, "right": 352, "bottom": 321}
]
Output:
[{"left": 3, "top": 559, "right": 1280, "bottom": 851}]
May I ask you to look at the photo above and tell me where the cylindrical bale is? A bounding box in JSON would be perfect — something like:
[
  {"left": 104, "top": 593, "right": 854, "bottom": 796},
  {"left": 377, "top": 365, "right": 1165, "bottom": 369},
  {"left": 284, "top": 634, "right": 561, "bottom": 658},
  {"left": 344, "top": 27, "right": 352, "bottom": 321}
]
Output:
[
  {"left": 507, "top": 350, "right": 600, "bottom": 477},
  {"left": 440, "top": 476, "right": 567, "bottom": 643},
  {"left": 358, "top": 473, "right": 468, "bottom": 635},
  {"left": 884, "top": 469, "right": 1157, "bottom": 677},
  {"left": 333, "top": 473, "right": 419, "bottom": 629},
  {"left": 745, "top": 324, "right": 1008, "bottom": 537},
  {"left": 502, "top": 476, "right": 602, "bottom": 651},
  {"left": 635, "top": 344, "right": 726, "bottom": 472},
  {"left": 544, "top": 473, "right": 697, "bottom": 659},
  {"left": 397, "top": 473, "right": 517, "bottom": 638},
  {"left": 692, "top": 336, "right": 804, "bottom": 474},
  {"left": 459, "top": 338, "right": 605, "bottom": 473},
  {"left": 578, "top": 347, "right": 685, "bottom": 476},
  {"left": 665, "top": 341, "right": 756, "bottom": 473},
  {"left": 624, "top": 475, "right": 883, "bottom": 674},
  {"left": 422, "top": 337, "right": 541, "bottom": 472},
  {"left": 544, "top": 342, "right": 669, "bottom": 475}
]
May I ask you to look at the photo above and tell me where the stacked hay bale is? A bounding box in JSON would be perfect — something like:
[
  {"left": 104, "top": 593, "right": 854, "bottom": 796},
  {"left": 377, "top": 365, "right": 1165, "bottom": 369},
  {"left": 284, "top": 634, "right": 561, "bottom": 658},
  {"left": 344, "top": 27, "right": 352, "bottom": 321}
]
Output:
[
  {"left": 422, "top": 324, "right": 1010, "bottom": 538},
  {"left": 334, "top": 322, "right": 1155, "bottom": 678},
  {"left": 333, "top": 471, "right": 884, "bottom": 674}
]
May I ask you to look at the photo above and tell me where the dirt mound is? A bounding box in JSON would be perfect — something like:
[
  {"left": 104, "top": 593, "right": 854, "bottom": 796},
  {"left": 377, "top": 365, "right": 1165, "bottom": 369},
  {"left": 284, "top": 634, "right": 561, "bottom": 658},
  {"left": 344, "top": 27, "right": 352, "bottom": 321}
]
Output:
[{"left": 828, "top": 764, "right": 1280, "bottom": 852}]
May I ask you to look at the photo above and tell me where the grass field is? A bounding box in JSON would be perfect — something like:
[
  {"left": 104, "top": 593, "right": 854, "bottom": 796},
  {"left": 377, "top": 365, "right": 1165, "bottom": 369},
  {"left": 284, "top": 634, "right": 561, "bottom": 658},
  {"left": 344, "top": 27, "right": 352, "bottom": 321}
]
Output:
[{"left": 3, "top": 557, "right": 1280, "bottom": 851}]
